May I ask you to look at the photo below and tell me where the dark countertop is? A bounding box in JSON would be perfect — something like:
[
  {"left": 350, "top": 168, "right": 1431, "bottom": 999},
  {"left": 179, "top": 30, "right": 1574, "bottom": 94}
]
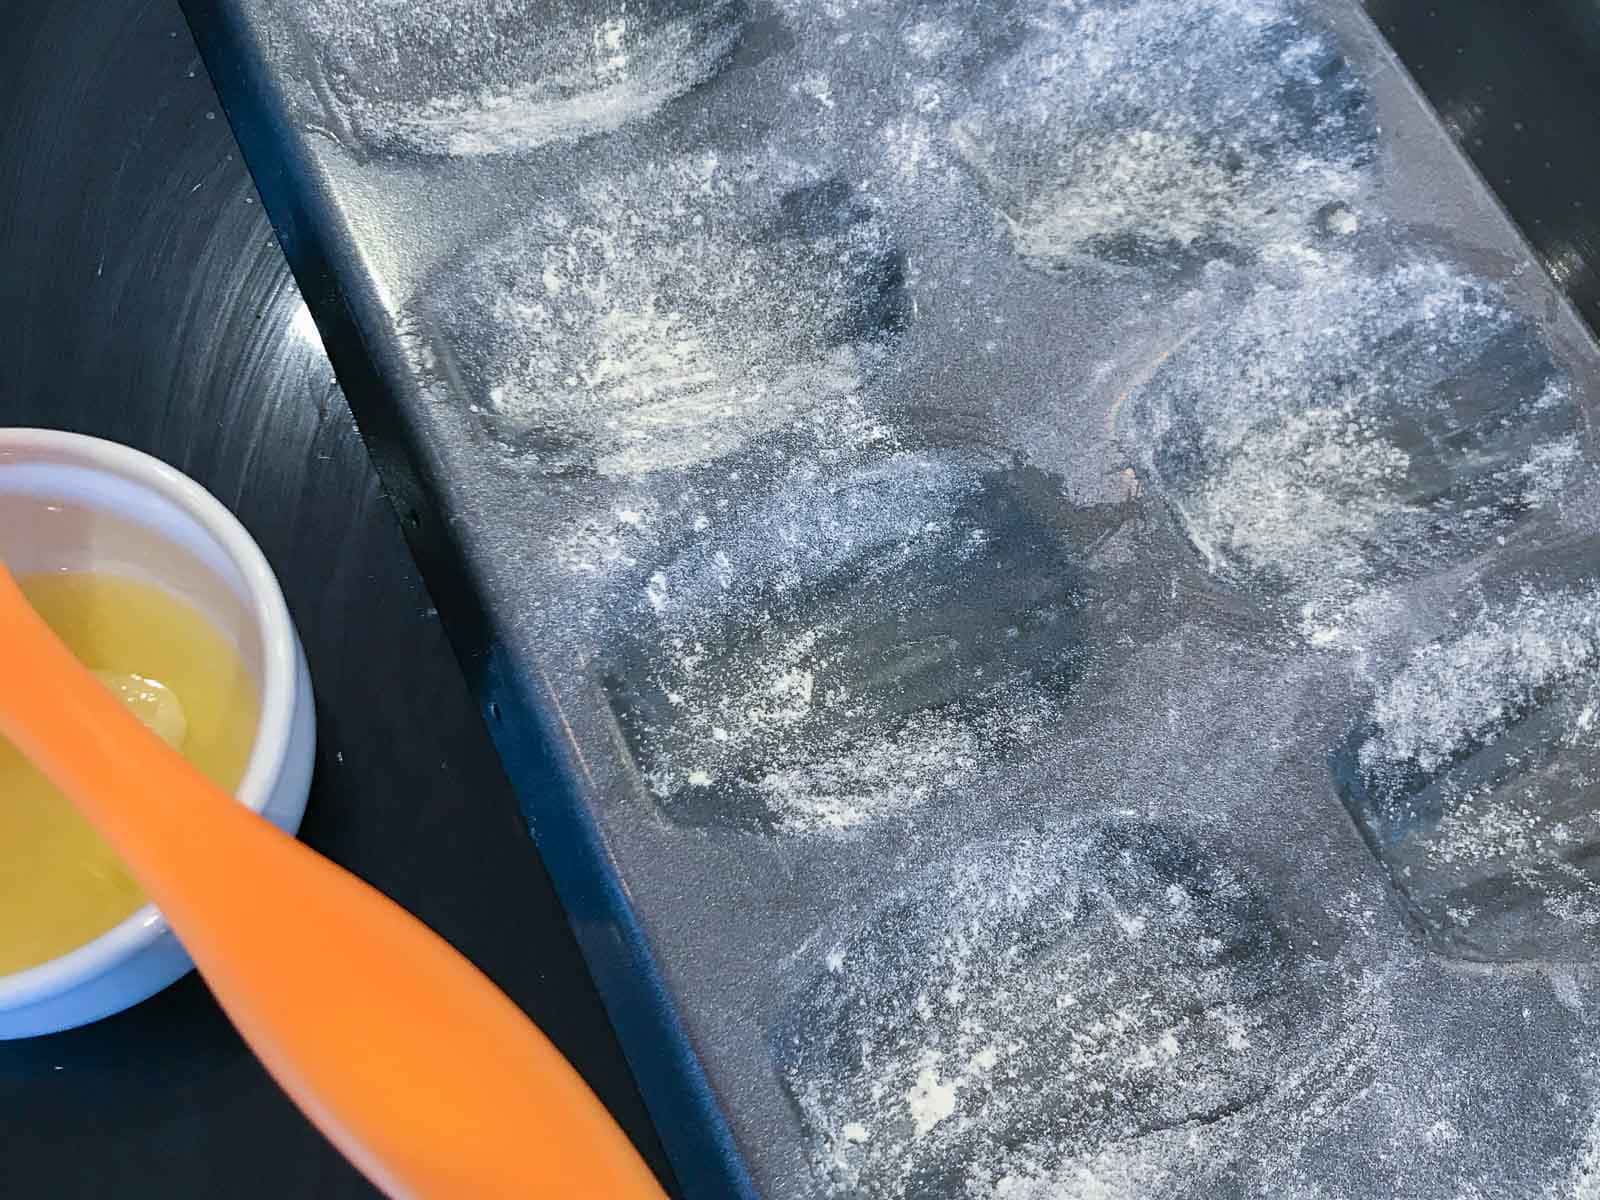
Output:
[{"left": 0, "top": 0, "right": 672, "bottom": 1194}]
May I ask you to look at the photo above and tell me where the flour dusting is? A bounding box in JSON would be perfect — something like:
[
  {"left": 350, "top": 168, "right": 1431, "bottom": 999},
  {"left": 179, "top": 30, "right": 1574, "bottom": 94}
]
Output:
[
  {"left": 1339, "top": 585, "right": 1600, "bottom": 960},
  {"left": 1121, "top": 258, "right": 1580, "bottom": 603},
  {"left": 749, "top": 691, "right": 1062, "bottom": 834},
  {"left": 1360, "top": 588, "right": 1600, "bottom": 778},
  {"left": 643, "top": 452, "right": 986, "bottom": 625},
  {"left": 1561, "top": 1100, "right": 1600, "bottom": 1200},
  {"left": 951, "top": 0, "right": 1375, "bottom": 273},
  {"left": 779, "top": 821, "right": 1327, "bottom": 1197},
  {"left": 434, "top": 157, "right": 908, "bottom": 476},
  {"left": 604, "top": 455, "right": 1092, "bottom": 832},
  {"left": 285, "top": 0, "right": 743, "bottom": 155}
]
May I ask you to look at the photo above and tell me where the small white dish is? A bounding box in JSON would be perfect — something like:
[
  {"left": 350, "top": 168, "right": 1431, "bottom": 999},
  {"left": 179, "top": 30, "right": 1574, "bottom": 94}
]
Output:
[{"left": 0, "top": 428, "right": 315, "bottom": 1037}]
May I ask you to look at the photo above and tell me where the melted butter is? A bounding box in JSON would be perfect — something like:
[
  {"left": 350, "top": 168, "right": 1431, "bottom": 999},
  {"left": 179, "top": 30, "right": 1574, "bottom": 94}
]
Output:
[
  {"left": 91, "top": 671, "right": 189, "bottom": 750},
  {"left": 0, "top": 572, "right": 259, "bottom": 975}
]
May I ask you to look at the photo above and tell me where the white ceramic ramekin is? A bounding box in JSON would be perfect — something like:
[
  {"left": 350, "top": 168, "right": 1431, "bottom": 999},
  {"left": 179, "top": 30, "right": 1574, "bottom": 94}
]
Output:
[{"left": 0, "top": 428, "right": 315, "bottom": 1037}]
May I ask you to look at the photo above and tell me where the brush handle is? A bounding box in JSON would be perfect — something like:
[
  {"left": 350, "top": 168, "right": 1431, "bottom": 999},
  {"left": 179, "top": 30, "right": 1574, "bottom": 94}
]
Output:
[{"left": 0, "top": 564, "right": 667, "bottom": 1200}]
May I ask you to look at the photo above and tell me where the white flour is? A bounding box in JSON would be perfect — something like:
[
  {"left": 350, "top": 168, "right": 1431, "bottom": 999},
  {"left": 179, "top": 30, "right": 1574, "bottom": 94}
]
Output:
[
  {"left": 645, "top": 453, "right": 987, "bottom": 625},
  {"left": 1560, "top": 1103, "right": 1600, "bottom": 1200},
  {"left": 966, "top": 1137, "right": 1205, "bottom": 1200},
  {"left": 636, "top": 618, "right": 1013, "bottom": 834},
  {"left": 752, "top": 694, "right": 1059, "bottom": 834},
  {"left": 439, "top": 154, "right": 907, "bottom": 476},
  {"left": 1121, "top": 258, "right": 1580, "bottom": 604},
  {"left": 1360, "top": 588, "right": 1600, "bottom": 777},
  {"left": 553, "top": 498, "right": 664, "bottom": 578},
  {"left": 1426, "top": 799, "right": 1544, "bottom": 867},
  {"left": 1340, "top": 585, "right": 1600, "bottom": 958},
  {"left": 266, "top": 0, "right": 1600, "bottom": 1190},
  {"left": 786, "top": 833, "right": 1596, "bottom": 1198},
  {"left": 1180, "top": 403, "right": 1415, "bottom": 588},
  {"left": 285, "top": 0, "right": 742, "bottom": 155},
  {"left": 780, "top": 822, "right": 1331, "bottom": 1198},
  {"left": 613, "top": 452, "right": 1079, "bottom": 833},
  {"left": 950, "top": 0, "right": 1374, "bottom": 272}
]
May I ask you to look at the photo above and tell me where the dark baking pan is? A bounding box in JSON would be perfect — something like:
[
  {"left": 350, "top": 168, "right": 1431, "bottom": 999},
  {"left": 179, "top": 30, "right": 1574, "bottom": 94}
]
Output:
[{"left": 179, "top": 0, "right": 1600, "bottom": 1195}]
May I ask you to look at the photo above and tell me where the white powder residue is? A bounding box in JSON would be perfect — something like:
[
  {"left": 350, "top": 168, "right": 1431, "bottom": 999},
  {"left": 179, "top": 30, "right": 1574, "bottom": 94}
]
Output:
[
  {"left": 1009, "top": 129, "right": 1260, "bottom": 259},
  {"left": 632, "top": 613, "right": 1065, "bottom": 834},
  {"left": 1121, "top": 258, "right": 1580, "bottom": 603},
  {"left": 437, "top": 155, "right": 907, "bottom": 476},
  {"left": 268, "top": 0, "right": 1600, "bottom": 1190},
  {"left": 754, "top": 696, "right": 1056, "bottom": 834},
  {"left": 906, "top": 1061, "right": 959, "bottom": 1137},
  {"left": 902, "top": 16, "right": 965, "bottom": 62},
  {"left": 1426, "top": 799, "right": 1543, "bottom": 867},
  {"left": 1338, "top": 585, "right": 1600, "bottom": 959},
  {"left": 1543, "top": 880, "right": 1600, "bottom": 933},
  {"left": 1180, "top": 403, "right": 1414, "bottom": 587},
  {"left": 880, "top": 115, "right": 942, "bottom": 186},
  {"left": 287, "top": 0, "right": 742, "bottom": 156},
  {"left": 552, "top": 499, "right": 663, "bottom": 576},
  {"left": 1559, "top": 1103, "right": 1600, "bottom": 1199},
  {"left": 646, "top": 452, "right": 987, "bottom": 625},
  {"left": 951, "top": 0, "right": 1374, "bottom": 272},
  {"left": 781, "top": 822, "right": 1318, "bottom": 1197},
  {"left": 1360, "top": 588, "right": 1600, "bottom": 775},
  {"left": 610, "top": 453, "right": 1085, "bottom": 833},
  {"left": 967, "top": 1130, "right": 1214, "bottom": 1200},
  {"left": 1325, "top": 206, "right": 1361, "bottom": 235},
  {"left": 1513, "top": 423, "right": 1588, "bottom": 509}
]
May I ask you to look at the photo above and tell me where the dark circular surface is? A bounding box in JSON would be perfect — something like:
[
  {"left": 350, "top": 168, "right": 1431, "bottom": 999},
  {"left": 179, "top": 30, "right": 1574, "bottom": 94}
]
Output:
[{"left": 0, "top": 1, "right": 671, "bottom": 1194}]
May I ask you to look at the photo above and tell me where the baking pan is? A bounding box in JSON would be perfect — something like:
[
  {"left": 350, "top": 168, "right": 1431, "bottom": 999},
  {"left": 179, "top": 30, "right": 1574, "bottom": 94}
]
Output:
[{"left": 181, "top": 1, "right": 1600, "bottom": 1194}]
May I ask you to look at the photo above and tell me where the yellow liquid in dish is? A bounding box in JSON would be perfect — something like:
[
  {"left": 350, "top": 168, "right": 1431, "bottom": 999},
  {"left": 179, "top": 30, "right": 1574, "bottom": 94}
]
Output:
[{"left": 0, "top": 572, "right": 259, "bottom": 975}]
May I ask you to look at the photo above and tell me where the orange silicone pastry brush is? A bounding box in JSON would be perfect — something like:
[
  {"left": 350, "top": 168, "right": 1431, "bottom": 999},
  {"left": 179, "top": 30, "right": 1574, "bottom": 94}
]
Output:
[{"left": 0, "top": 562, "right": 668, "bottom": 1200}]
